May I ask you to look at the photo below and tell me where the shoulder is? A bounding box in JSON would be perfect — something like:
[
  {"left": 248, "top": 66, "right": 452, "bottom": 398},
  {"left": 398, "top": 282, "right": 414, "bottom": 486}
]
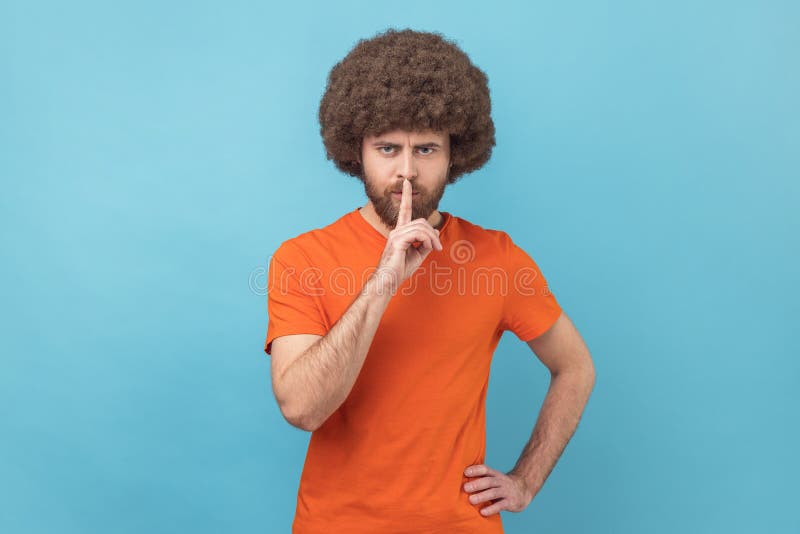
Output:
[
  {"left": 447, "top": 213, "right": 515, "bottom": 252},
  {"left": 447, "top": 214, "right": 550, "bottom": 273},
  {"left": 271, "top": 211, "right": 354, "bottom": 262}
]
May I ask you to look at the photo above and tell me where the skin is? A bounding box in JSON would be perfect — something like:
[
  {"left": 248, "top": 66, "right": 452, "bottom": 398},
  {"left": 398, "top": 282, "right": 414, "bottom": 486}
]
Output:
[
  {"left": 357, "top": 128, "right": 452, "bottom": 236},
  {"left": 463, "top": 314, "right": 595, "bottom": 516},
  {"left": 373, "top": 175, "right": 445, "bottom": 294},
  {"left": 357, "top": 130, "right": 596, "bottom": 518},
  {"left": 275, "top": 127, "right": 596, "bottom": 518},
  {"left": 269, "top": 136, "right": 445, "bottom": 432}
]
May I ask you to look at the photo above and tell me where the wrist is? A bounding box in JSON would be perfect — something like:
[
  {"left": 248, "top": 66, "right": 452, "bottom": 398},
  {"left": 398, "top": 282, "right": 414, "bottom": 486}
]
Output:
[
  {"left": 508, "top": 468, "right": 542, "bottom": 501},
  {"left": 364, "top": 267, "right": 400, "bottom": 299},
  {"left": 362, "top": 269, "right": 397, "bottom": 305}
]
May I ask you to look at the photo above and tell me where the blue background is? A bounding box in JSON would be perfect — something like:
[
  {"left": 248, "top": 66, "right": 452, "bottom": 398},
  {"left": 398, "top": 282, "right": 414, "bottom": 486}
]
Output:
[{"left": 1, "top": 1, "right": 797, "bottom": 532}]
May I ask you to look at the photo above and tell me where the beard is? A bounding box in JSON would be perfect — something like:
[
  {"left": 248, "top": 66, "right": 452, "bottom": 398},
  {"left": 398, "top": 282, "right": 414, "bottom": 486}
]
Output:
[{"left": 363, "top": 173, "right": 448, "bottom": 230}]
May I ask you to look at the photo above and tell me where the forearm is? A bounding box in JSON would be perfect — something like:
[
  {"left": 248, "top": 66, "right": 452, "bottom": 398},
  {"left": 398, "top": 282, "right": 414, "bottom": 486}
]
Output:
[
  {"left": 510, "top": 368, "right": 595, "bottom": 494},
  {"left": 282, "top": 274, "right": 392, "bottom": 431}
]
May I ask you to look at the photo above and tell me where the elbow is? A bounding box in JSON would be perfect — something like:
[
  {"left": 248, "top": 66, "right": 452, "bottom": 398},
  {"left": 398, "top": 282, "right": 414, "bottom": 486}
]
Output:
[
  {"left": 555, "top": 354, "right": 596, "bottom": 389},
  {"left": 290, "top": 413, "right": 321, "bottom": 433},
  {"left": 582, "top": 358, "right": 596, "bottom": 393},
  {"left": 273, "top": 376, "right": 320, "bottom": 432},
  {"left": 576, "top": 354, "right": 596, "bottom": 389},
  {"left": 287, "top": 415, "right": 320, "bottom": 433},
  {"left": 585, "top": 364, "right": 596, "bottom": 391},
  {"left": 278, "top": 399, "right": 321, "bottom": 432}
]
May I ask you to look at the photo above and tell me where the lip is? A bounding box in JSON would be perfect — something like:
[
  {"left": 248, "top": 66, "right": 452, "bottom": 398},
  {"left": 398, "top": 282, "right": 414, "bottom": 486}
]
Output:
[{"left": 392, "top": 191, "right": 420, "bottom": 195}]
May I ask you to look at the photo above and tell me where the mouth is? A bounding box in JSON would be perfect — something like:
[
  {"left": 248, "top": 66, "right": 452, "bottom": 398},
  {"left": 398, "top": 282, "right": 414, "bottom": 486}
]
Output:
[{"left": 392, "top": 191, "right": 420, "bottom": 195}]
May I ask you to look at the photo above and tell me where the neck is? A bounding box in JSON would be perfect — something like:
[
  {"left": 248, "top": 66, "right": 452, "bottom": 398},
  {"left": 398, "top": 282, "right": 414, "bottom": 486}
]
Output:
[{"left": 359, "top": 201, "right": 444, "bottom": 238}]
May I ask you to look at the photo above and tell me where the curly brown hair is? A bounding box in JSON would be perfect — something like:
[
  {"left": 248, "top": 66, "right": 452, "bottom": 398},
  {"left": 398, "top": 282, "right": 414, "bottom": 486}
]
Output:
[{"left": 318, "top": 28, "right": 496, "bottom": 184}]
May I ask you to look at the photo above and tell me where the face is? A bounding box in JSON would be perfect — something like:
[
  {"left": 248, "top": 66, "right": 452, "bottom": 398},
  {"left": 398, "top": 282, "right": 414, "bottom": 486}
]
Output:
[{"left": 359, "top": 129, "right": 451, "bottom": 229}]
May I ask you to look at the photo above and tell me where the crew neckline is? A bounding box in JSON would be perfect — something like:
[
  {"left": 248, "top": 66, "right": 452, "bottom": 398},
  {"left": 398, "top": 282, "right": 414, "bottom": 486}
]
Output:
[{"left": 350, "top": 206, "right": 453, "bottom": 246}]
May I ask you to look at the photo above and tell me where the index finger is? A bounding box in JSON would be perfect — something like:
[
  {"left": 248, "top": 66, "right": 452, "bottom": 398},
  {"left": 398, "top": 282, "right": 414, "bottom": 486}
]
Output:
[{"left": 396, "top": 178, "right": 413, "bottom": 227}]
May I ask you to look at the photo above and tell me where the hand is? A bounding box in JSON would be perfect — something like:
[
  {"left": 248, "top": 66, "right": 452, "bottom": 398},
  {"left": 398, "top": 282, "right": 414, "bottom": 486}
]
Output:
[
  {"left": 463, "top": 464, "right": 537, "bottom": 517},
  {"left": 373, "top": 178, "right": 443, "bottom": 294}
]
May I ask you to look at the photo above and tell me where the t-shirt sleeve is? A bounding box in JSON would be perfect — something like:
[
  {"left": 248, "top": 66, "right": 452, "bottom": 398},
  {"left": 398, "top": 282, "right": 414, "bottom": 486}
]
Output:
[
  {"left": 498, "top": 233, "right": 563, "bottom": 342},
  {"left": 263, "top": 242, "right": 329, "bottom": 356}
]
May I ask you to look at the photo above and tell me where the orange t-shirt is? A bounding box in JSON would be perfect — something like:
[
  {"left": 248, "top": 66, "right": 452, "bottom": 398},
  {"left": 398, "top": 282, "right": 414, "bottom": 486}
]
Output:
[{"left": 264, "top": 207, "right": 562, "bottom": 533}]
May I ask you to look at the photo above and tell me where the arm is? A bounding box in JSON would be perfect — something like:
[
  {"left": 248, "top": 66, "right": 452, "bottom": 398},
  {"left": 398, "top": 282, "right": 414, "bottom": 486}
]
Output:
[
  {"left": 509, "top": 311, "right": 595, "bottom": 495},
  {"left": 272, "top": 274, "right": 392, "bottom": 432},
  {"left": 272, "top": 178, "right": 442, "bottom": 432},
  {"left": 463, "top": 311, "right": 595, "bottom": 516}
]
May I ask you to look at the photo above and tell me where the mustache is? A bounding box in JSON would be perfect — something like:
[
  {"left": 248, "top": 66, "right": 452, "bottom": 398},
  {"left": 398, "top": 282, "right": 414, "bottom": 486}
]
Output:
[{"left": 389, "top": 185, "right": 423, "bottom": 194}]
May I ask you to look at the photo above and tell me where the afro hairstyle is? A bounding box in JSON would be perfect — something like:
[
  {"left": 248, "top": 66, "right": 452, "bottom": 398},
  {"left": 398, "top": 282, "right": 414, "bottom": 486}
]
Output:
[{"left": 318, "top": 28, "right": 496, "bottom": 184}]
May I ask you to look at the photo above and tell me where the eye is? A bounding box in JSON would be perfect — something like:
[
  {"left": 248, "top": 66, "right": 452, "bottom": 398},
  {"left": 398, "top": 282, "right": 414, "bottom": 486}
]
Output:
[
  {"left": 418, "top": 147, "right": 434, "bottom": 155},
  {"left": 379, "top": 146, "right": 395, "bottom": 154}
]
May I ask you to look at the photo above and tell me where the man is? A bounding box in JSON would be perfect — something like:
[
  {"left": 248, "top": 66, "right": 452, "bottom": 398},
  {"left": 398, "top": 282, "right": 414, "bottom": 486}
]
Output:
[{"left": 264, "top": 28, "right": 595, "bottom": 533}]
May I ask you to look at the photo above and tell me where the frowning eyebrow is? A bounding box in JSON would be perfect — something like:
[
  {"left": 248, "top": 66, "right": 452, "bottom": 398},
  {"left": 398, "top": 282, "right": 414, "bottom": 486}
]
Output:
[{"left": 370, "top": 140, "right": 441, "bottom": 148}]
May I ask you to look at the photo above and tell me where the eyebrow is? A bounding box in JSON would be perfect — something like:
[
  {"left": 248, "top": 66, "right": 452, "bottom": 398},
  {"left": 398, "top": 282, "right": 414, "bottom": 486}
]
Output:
[{"left": 371, "top": 140, "right": 442, "bottom": 148}]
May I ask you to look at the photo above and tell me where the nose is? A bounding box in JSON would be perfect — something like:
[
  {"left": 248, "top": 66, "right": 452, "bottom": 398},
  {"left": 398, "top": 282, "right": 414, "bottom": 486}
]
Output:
[{"left": 397, "top": 148, "right": 417, "bottom": 180}]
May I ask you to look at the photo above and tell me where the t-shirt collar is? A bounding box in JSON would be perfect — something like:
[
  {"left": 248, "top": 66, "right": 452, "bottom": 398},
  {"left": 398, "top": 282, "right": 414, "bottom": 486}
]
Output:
[{"left": 350, "top": 207, "right": 452, "bottom": 246}]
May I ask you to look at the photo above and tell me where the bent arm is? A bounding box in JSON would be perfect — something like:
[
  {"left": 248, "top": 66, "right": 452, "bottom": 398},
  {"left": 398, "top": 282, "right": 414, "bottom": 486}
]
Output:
[
  {"left": 273, "top": 274, "right": 393, "bottom": 432},
  {"left": 510, "top": 312, "right": 596, "bottom": 495}
]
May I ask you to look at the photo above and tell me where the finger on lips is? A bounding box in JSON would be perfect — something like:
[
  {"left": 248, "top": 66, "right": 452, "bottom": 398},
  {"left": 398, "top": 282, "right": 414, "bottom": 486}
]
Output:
[
  {"left": 397, "top": 178, "right": 413, "bottom": 227},
  {"left": 396, "top": 179, "right": 442, "bottom": 251}
]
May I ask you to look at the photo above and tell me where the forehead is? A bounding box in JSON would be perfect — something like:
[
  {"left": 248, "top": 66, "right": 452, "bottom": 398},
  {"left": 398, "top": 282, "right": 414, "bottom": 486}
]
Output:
[{"left": 364, "top": 128, "right": 449, "bottom": 144}]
